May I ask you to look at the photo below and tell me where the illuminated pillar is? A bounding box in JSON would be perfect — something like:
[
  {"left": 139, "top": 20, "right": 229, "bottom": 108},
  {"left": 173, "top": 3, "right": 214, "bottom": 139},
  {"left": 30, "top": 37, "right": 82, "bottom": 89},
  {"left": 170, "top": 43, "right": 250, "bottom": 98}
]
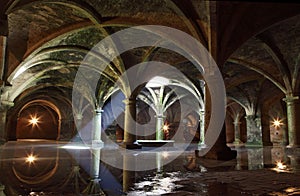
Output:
[
  {"left": 156, "top": 152, "right": 163, "bottom": 173},
  {"left": 245, "top": 115, "right": 262, "bottom": 146},
  {"left": 199, "top": 80, "right": 206, "bottom": 147},
  {"left": 233, "top": 121, "right": 242, "bottom": 144},
  {"left": 198, "top": 110, "right": 206, "bottom": 147},
  {"left": 156, "top": 114, "right": 164, "bottom": 140},
  {"left": 283, "top": 96, "right": 300, "bottom": 147},
  {"left": 82, "top": 148, "right": 105, "bottom": 195},
  {"left": 122, "top": 98, "right": 141, "bottom": 149},
  {"left": 92, "top": 108, "right": 104, "bottom": 148},
  {"left": 90, "top": 148, "right": 101, "bottom": 179}
]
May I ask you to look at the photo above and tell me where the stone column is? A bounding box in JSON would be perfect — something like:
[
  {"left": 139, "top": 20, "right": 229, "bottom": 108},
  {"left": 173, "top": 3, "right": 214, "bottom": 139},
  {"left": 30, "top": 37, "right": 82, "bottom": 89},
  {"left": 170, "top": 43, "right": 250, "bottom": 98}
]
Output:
[
  {"left": 0, "top": 108, "right": 7, "bottom": 144},
  {"left": 0, "top": 100, "right": 13, "bottom": 144},
  {"left": 82, "top": 148, "right": 105, "bottom": 195},
  {"left": 233, "top": 121, "right": 243, "bottom": 144},
  {"left": 198, "top": 110, "right": 206, "bottom": 147},
  {"left": 0, "top": 17, "right": 8, "bottom": 82},
  {"left": 247, "top": 148, "right": 264, "bottom": 170},
  {"left": 73, "top": 113, "right": 83, "bottom": 142},
  {"left": 283, "top": 96, "right": 300, "bottom": 147},
  {"left": 197, "top": 123, "right": 237, "bottom": 160},
  {"left": 260, "top": 107, "right": 272, "bottom": 146},
  {"left": 245, "top": 115, "right": 262, "bottom": 146},
  {"left": 198, "top": 80, "right": 206, "bottom": 147},
  {"left": 92, "top": 108, "right": 104, "bottom": 148},
  {"left": 155, "top": 114, "right": 164, "bottom": 140},
  {"left": 122, "top": 98, "right": 141, "bottom": 149}
]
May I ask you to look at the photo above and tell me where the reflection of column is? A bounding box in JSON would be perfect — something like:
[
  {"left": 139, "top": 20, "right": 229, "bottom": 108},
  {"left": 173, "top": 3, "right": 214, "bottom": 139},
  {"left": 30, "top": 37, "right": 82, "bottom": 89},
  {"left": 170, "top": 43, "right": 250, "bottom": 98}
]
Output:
[
  {"left": 233, "top": 121, "right": 242, "bottom": 144},
  {"left": 156, "top": 152, "right": 163, "bottom": 173},
  {"left": 83, "top": 148, "right": 104, "bottom": 195},
  {"left": 283, "top": 96, "right": 300, "bottom": 147},
  {"left": 245, "top": 115, "right": 262, "bottom": 146},
  {"left": 156, "top": 114, "right": 164, "bottom": 140},
  {"left": 288, "top": 155, "right": 300, "bottom": 171},
  {"left": 123, "top": 153, "right": 136, "bottom": 192},
  {"left": 92, "top": 108, "right": 104, "bottom": 148},
  {"left": 122, "top": 98, "right": 141, "bottom": 149},
  {"left": 91, "top": 148, "right": 101, "bottom": 179}
]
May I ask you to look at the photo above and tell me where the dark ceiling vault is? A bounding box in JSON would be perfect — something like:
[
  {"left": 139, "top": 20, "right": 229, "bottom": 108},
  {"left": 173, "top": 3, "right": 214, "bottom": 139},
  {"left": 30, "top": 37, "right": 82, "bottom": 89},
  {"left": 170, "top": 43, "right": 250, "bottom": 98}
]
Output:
[{"left": 0, "top": 0, "right": 299, "bottom": 141}]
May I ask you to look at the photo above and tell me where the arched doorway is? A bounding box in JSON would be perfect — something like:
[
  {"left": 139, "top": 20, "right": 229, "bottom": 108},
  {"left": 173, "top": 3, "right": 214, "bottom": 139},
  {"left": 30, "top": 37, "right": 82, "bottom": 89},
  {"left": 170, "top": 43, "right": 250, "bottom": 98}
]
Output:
[{"left": 16, "top": 100, "right": 61, "bottom": 140}]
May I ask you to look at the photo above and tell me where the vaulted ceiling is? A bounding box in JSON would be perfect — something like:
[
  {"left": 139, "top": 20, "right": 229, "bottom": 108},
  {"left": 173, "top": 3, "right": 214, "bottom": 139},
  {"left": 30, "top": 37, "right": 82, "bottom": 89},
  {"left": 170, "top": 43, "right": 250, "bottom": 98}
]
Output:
[{"left": 0, "top": 0, "right": 300, "bottom": 118}]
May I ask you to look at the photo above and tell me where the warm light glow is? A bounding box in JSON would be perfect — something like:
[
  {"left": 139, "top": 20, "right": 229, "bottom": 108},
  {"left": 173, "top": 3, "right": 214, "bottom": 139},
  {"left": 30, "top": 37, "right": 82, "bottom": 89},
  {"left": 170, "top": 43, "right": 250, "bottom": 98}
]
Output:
[
  {"left": 163, "top": 124, "right": 169, "bottom": 131},
  {"left": 272, "top": 118, "right": 283, "bottom": 128},
  {"left": 28, "top": 115, "right": 40, "bottom": 127},
  {"left": 29, "top": 117, "right": 38, "bottom": 125},
  {"left": 276, "top": 161, "right": 287, "bottom": 170},
  {"left": 26, "top": 154, "right": 37, "bottom": 164},
  {"left": 162, "top": 151, "right": 169, "bottom": 158}
]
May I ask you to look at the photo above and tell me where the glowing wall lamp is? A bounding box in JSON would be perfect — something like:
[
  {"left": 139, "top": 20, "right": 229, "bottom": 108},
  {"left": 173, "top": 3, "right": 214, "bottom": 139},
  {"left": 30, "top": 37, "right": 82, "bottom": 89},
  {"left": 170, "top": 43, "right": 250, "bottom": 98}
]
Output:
[
  {"left": 272, "top": 118, "right": 283, "bottom": 128},
  {"left": 28, "top": 115, "right": 40, "bottom": 127}
]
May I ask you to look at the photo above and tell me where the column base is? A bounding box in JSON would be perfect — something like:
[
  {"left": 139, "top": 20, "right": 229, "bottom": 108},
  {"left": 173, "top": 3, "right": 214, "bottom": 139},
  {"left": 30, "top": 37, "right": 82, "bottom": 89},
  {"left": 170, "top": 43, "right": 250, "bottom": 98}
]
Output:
[
  {"left": 120, "top": 142, "right": 142, "bottom": 149},
  {"left": 286, "top": 144, "right": 300, "bottom": 148},
  {"left": 92, "top": 140, "right": 104, "bottom": 148},
  {"left": 198, "top": 142, "right": 208, "bottom": 149},
  {"left": 233, "top": 139, "right": 244, "bottom": 145},
  {"left": 0, "top": 139, "right": 6, "bottom": 145},
  {"left": 245, "top": 141, "right": 263, "bottom": 147}
]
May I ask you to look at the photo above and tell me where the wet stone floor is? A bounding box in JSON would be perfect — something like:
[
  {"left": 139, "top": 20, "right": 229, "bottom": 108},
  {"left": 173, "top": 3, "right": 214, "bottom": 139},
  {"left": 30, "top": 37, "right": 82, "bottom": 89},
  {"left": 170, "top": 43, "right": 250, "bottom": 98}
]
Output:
[{"left": 0, "top": 141, "right": 300, "bottom": 196}]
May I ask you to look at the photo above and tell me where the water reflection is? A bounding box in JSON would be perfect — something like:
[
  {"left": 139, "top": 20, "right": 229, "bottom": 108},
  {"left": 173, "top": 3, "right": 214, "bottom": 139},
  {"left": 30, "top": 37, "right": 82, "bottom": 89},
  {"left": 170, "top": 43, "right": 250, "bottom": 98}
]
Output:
[{"left": 0, "top": 142, "right": 299, "bottom": 195}]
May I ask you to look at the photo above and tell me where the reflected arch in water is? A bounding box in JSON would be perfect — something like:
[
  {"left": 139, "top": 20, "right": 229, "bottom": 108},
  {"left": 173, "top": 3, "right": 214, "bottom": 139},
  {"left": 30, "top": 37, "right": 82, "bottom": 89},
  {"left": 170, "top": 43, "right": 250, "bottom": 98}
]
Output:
[{"left": 12, "top": 146, "right": 60, "bottom": 185}]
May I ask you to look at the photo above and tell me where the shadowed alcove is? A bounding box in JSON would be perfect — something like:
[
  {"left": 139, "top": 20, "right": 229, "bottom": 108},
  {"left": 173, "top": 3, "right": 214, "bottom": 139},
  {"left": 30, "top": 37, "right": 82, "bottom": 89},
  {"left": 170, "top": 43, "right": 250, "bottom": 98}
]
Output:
[{"left": 16, "top": 100, "right": 61, "bottom": 140}]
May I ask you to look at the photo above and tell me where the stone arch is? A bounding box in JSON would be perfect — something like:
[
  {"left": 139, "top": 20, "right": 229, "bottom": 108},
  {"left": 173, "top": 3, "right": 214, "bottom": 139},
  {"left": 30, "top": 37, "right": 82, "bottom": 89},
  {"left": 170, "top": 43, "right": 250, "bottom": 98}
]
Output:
[{"left": 13, "top": 99, "right": 61, "bottom": 140}]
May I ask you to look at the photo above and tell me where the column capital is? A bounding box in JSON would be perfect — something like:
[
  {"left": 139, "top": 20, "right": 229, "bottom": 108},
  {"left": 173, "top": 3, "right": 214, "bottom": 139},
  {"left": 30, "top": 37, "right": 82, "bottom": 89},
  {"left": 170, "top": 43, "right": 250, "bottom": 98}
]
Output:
[
  {"left": 95, "top": 108, "right": 104, "bottom": 114},
  {"left": 123, "top": 98, "right": 136, "bottom": 105},
  {"left": 233, "top": 121, "right": 241, "bottom": 125},
  {"left": 75, "top": 113, "right": 83, "bottom": 120},
  {"left": 0, "top": 100, "right": 13, "bottom": 111},
  {"left": 283, "top": 95, "right": 299, "bottom": 103},
  {"left": 155, "top": 114, "right": 165, "bottom": 118},
  {"left": 245, "top": 115, "right": 255, "bottom": 120}
]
